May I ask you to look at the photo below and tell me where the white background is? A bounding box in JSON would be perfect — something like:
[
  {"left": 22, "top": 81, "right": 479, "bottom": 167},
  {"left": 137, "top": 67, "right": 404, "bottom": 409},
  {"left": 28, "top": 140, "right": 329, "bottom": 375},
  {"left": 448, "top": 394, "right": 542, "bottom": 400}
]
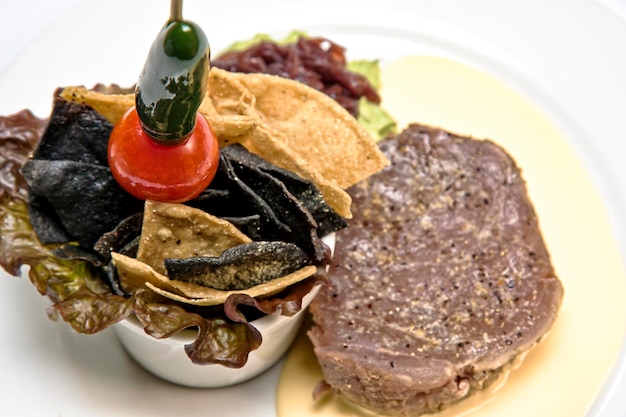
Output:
[{"left": 0, "top": 0, "right": 80, "bottom": 74}]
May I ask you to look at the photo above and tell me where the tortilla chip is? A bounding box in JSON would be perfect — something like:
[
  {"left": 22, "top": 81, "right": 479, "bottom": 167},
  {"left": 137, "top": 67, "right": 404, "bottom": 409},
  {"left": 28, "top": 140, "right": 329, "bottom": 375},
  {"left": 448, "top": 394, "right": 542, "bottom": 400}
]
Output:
[
  {"left": 136, "top": 200, "right": 251, "bottom": 275},
  {"left": 94, "top": 212, "right": 143, "bottom": 261},
  {"left": 220, "top": 215, "right": 262, "bottom": 240},
  {"left": 112, "top": 251, "right": 317, "bottom": 307},
  {"left": 220, "top": 143, "right": 347, "bottom": 237},
  {"left": 224, "top": 69, "right": 389, "bottom": 189},
  {"left": 165, "top": 241, "right": 310, "bottom": 290},
  {"left": 208, "top": 151, "right": 293, "bottom": 237},
  {"left": 202, "top": 69, "right": 366, "bottom": 217},
  {"left": 189, "top": 189, "right": 265, "bottom": 240},
  {"left": 62, "top": 84, "right": 258, "bottom": 145},
  {"left": 198, "top": 69, "right": 258, "bottom": 146},
  {"left": 220, "top": 145, "right": 325, "bottom": 261},
  {"left": 21, "top": 160, "right": 143, "bottom": 249},
  {"left": 146, "top": 265, "right": 318, "bottom": 306},
  {"left": 60, "top": 86, "right": 134, "bottom": 125}
]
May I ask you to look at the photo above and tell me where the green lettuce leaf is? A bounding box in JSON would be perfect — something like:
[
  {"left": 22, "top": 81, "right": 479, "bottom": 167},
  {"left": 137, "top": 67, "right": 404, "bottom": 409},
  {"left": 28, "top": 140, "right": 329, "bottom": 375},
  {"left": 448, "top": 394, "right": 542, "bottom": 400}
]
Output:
[
  {"left": 223, "top": 30, "right": 310, "bottom": 53},
  {"left": 0, "top": 196, "right": 127, "bottom": 324},
  {"left": 347, "top": 59, "right": 382, "bottom": 90},
  {"left": 357, "top": 97, "right": 397, "bottom": 141},
  {"left": 347, "top": 60, "right": 397, "bottom": 140},
  {"left": 0, "top": 196, "right": 44, "bottom": 279}
]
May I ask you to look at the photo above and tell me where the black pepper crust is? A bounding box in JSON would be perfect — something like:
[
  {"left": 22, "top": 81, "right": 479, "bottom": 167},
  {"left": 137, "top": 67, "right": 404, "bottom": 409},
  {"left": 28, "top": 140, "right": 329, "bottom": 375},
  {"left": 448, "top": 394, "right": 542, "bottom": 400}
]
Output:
[{"left": 308, "top": 124, "right": 563, "bottom": 416}]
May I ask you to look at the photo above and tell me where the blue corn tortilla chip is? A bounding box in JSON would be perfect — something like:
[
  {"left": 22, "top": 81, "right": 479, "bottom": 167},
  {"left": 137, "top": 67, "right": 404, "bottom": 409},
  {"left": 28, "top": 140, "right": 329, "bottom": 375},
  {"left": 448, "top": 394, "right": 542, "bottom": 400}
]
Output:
[
  {"left": 221, "top": 215, "right": 262, "bottom": 241},
  {"left": 52, "top": 243, "right": 105, "bottom": 267},
  {"left": 164, "top": 241, "right": 309, "bottom": 291},
  {"left": 93, "top": 212, "right": 144, "bottom": 297},
  {"left": 94, "top": 212, "right": 143, "bottom": 262},
  {"left": 20, "top": 96, "right": 143, "bottom": 251},
  {"left": 189, "top": 189, "right": 263, "bottom": 240},
  {"left": 32, "top": 92, "right": 111, "bottom": 166},
  {"left": 227, "top": 154, "right": 324, "bottom": 262},
  {"left": 194, "top": 144, "right": 332, "bottom": 262},
  {"left": 21, "top": 159, "right": 143, "bottom": 250},
  {"left": 221, "top": 144, "right": 347, "bottom": 237},
  {"left": 192, "top": 151, "right": 294, "bottom": 239},
  {"left": 26, "top": 193, "right": 73, "bottom": 244}
]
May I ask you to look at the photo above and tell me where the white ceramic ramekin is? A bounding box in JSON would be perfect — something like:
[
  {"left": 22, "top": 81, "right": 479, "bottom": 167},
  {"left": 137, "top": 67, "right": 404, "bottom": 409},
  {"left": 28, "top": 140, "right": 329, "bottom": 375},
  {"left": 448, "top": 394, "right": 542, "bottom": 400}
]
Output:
[{"left": 114, "top": 283, "right": 320, "bottom": 388}]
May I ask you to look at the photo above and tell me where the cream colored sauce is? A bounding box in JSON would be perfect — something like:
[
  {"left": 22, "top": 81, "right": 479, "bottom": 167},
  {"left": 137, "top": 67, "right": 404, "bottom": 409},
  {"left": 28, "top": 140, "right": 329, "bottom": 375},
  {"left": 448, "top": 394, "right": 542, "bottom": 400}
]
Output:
[{"left": 277, "top": 56, "right": 626, "bottom": 417}]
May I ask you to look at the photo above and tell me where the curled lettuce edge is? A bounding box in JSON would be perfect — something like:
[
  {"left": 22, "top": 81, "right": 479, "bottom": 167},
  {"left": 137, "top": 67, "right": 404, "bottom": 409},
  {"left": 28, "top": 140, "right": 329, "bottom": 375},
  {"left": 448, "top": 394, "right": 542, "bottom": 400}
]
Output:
[{"left": 0, "top": 195, "right": 325, "bottom": 367}]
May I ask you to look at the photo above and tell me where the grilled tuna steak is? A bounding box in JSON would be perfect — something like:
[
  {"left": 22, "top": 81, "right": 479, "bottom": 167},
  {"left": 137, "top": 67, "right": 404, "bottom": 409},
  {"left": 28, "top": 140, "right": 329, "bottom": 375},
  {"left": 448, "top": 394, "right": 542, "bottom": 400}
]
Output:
[{"left": 309, "top": 124, "right": 563, "bottom": 416}]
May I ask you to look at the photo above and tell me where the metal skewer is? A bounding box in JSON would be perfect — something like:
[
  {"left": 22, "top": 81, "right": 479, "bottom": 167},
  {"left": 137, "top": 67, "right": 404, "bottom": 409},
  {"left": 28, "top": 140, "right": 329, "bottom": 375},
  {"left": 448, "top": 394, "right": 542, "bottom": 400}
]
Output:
[{"left": 170, "top": 0, "right": 183, "bottom": 21}]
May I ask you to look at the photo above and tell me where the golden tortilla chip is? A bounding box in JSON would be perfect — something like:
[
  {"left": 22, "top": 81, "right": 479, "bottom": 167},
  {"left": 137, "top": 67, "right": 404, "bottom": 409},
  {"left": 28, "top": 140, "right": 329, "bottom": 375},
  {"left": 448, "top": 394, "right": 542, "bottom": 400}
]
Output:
[
  {"left": 244, "top": 123, "right": 352, "bottom": 218},
  {"left": 112, "top": 251, "right": 317, "bottom": 307},
  {"left": 136, "top": 200, "right": 251, "bottom": 275},
  {"left": 200, "top": 67, "right": 256, "bottom": 116},
  {"left": 146, "top": 265, "right": 317, "bottom": 306},
  {"left": 224, "top": 69, "right": 389, "bottom": 190},
  {"left": 60, "top": 86, "right": 134, "bottom": 124},
  {"left": 62, "top": 84, "right": 258, "bottom": 143},
  {"left": 196, "top": 72, "right": 259, "bottom": 146},
  {"left": 112, "top": 251, "right": 182, "bottom": 295}
]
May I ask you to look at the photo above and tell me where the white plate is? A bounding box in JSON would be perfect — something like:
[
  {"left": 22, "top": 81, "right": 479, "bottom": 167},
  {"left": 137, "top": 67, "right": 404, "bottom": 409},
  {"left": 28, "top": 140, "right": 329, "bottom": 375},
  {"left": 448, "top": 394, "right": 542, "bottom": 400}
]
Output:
[{"left": 1, "top": 0, "right": 625, "bottom": 416}]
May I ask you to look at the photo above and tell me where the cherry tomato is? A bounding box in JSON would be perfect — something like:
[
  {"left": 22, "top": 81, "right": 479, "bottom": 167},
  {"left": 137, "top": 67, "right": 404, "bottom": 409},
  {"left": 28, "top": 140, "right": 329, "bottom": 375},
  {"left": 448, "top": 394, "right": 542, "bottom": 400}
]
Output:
[{"left": 108, "top": 107, "right": 219, "bottom": 203}]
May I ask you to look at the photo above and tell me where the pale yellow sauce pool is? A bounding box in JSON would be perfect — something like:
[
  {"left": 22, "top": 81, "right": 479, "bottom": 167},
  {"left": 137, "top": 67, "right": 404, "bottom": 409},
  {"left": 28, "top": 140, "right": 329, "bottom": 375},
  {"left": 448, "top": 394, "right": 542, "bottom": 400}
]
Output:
[{"left": 277, "top": 56, "right": 626, "bottom": 417}]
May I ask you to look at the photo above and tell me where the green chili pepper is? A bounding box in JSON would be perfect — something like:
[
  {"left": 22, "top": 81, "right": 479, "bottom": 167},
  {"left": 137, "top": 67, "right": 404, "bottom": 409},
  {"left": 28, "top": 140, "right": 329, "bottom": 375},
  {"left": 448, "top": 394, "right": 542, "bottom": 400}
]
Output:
[{"left": 135, "top": 13, "right": 210, "bottom": 142}]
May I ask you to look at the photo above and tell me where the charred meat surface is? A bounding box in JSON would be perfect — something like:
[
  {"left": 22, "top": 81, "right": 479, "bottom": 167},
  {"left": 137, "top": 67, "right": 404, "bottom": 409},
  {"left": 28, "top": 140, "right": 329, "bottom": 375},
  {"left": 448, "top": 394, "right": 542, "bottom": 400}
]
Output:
[{"left": 309, "top": 124, "right": 563, "bottom": 416}]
